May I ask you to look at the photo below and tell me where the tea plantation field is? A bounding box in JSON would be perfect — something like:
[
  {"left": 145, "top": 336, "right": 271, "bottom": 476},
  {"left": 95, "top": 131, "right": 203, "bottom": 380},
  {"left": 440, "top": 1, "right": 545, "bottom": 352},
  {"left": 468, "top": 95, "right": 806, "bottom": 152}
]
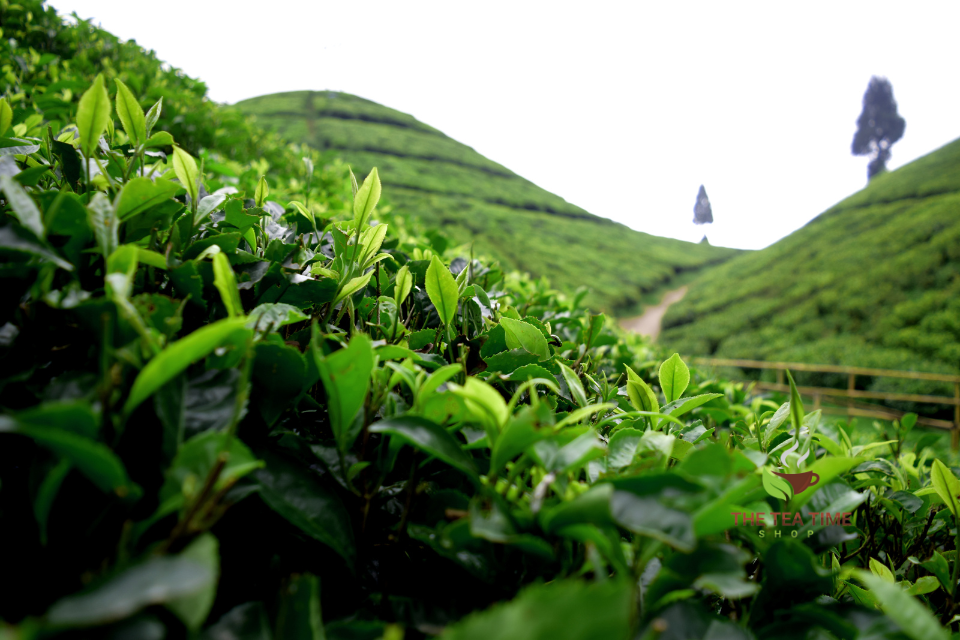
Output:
[
  {"left": 662, "top": 138, "right": 960, "bottom": 388},
  {"left": 2, "top": 2, "right": 960, "bottom": 639},
  {"left": 236, "top": 91, "right": 738, "bottom": 313}
]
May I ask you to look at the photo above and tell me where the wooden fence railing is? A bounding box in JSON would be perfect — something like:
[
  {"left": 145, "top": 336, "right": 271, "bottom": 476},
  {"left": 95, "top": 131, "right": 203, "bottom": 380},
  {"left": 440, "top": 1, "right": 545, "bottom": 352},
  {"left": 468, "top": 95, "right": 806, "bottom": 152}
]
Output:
[{"left": 691, "top": 357, "right": 960, "bottom": 449}]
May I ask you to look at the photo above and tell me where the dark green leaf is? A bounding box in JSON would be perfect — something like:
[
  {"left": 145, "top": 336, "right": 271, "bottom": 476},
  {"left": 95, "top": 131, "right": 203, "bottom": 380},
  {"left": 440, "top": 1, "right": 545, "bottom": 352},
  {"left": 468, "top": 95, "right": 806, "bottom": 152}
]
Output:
[
  {"left": 253, "top": 449, "right": 355, "bottom": 570},
  {"left": 275, "top": 573, "right": 324, "bottom": 640},
  {"left": 34, "top": 458, "right": 71, "bottom": 545},
  {"left": 369, "top": 415, "right": 478, "bottom": 480},
  {"left": 9, "top": 425, "right": 139, "bottom": 499},
  {"left": 201, "top": 602, "right": 272, "bottom": 640},
  {"left": 166, "top": 534, "right": 220, "bottom": 630},
  {"left": 46, "top": 553, "right": 215, "bottom": 627}
]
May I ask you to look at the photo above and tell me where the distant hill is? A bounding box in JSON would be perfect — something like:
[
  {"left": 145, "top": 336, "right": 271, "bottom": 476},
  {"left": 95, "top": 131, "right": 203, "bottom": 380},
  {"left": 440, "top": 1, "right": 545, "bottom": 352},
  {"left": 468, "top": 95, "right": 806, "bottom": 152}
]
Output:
[
  {"left": 235, "top": 91, "right": 738, "bottom": 312},
  {"left": 661, "top": 137, "right": 960, "bottom": 382}
]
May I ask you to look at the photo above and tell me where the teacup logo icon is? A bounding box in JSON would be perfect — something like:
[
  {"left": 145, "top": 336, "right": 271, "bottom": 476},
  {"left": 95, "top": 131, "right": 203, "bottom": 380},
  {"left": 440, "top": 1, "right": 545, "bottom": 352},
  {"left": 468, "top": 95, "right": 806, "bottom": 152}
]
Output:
[
  {"left": 774, "top": 471, "right": 819, "bottom": 495},
  {"left": 762, "top": 467, "right": 819, "bottom": 500}
]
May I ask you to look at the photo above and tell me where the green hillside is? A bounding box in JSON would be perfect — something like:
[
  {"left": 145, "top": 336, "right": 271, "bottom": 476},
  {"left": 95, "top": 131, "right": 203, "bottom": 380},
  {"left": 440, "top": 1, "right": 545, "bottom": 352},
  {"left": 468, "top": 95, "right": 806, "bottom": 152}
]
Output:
[
  {"left": 661, "top": 137, "right": 960, "bottom": 384},
  {"left": 235, "top": 90, "right": 738, "bottom": 312}
]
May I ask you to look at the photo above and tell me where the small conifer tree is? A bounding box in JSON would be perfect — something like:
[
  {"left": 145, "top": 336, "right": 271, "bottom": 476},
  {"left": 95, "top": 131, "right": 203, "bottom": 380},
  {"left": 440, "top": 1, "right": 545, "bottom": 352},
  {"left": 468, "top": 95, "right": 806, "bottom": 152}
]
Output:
[
  {"left": 852, "top": 77, "right": 906, "bottom": 180},
  {"left": 693, "top": 185, "right": 713, "bottom": 225}
]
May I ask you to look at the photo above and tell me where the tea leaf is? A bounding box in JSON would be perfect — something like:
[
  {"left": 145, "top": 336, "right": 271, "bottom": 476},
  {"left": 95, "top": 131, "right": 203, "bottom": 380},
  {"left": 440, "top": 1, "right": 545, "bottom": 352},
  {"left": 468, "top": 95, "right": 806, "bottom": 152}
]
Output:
[
  {"left": 34, "top": 459, "right": 71, "bottom": 546},
  {"left": 0, "top": 174, "right": 44, "bottom": 239},
  {"left": 785, "top": 370, "right": 805, "bottom": 440},
  {"left": 254, "top": 175, "right": 268, "bottom": 207},
  {"left": 0, "top": 225, "right": 73, "bottom": 271},
  {"left": 868, "top": 557, "right": 895, "bottom": 583},
  {"left": 558, "top": 362, "right": 587, "bottom": 407},
  {"left": 115, "top": 177, "right": 180, "bottom": 220},
  {"left": 490, "top": 412, "right": 549, "bottom": 474},
  {"left": 658, "top": 353, "right": 689, "bottom": 402},
  {"left": 16, "top": 425, "right": 138, "bottom": 499},
  {"left": 659, "top": 393, "right": 722, "bottom": 420},
  {"left": 499, "top": 317, "right": 549, "bottom": 361},
  {"left": 173, "top": 146, "right": 199, "bottom": 209},
  {"left": 856, "top": 570, "right": 949, "bottom": 640},
  {"left": 253, "top": 449, "right": 355, "bottom": 570},
  {"left": 145, "top": 96, "right": 162, "bottom": 137},
  {"left": 931, "top": 459, "right": 960, "bottom": 518},
  {"left": 449, "top": 377, "right": 510, "bottom": 434},
  {"left": 46, "top": 554, "right": 216, "bottom": 626},
  {"left": 426, "top": 255, "right": 459, "bottom": 326},
  {"left": 394, "top": 264, "right": 413, "bottom": 307},
  {"left": 275, "top": 573, "right": 324, "bottom": 640},
  {"left": 353, "top": 167, "right": 381, "bottom": 229},
  {"left": 442, "top": 579, "right": 632, "bottom": 640},
  {"left": 212, "top": 253, "right": 243, "bottom": 318},
  {"left": 0, "top": 98, "right": 11, "bottom": 137},
  {"left": 313, "top": 333, "right": 374, "bottom": 454},
  {"left": 369, "top": 415, "right": 478, "bottom": 480},
  {"left": 77, "top": 74, "right": 111, "bottom": 158},
  {"left": 114, "top": 78, "right": 146, "bottom": 146},
  {"left": 334, "top": 270, "right": 374, "bottom": 305},
  {"left": 165, "top": 535, "right": 220, "bottom": 630},
  {"left": 124, "top": 317, "right": 251, "bottom": 415}
]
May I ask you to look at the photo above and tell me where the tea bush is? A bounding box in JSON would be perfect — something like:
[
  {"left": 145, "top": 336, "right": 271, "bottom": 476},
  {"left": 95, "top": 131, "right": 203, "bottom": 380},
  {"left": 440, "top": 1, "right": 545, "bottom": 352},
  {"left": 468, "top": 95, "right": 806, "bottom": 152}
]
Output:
[{"left": 0, "top": 70, "right": 959, "bottom": 639}]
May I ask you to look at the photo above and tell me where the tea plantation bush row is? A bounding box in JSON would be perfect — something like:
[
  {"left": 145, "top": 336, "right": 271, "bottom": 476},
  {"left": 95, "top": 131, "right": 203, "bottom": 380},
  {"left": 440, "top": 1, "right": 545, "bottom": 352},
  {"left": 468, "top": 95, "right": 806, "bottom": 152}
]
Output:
[
  {"left": 662, "top": 138, "right": 960, "bottom": 408},
  {"left": 234, "top": 92, "right": 739, "bottom": 313}
]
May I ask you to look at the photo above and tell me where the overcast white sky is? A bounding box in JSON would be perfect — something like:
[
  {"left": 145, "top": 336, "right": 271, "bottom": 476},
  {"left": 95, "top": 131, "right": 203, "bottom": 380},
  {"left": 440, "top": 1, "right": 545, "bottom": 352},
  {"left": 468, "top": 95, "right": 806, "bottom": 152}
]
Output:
[{"left": 50, "top": 1, "right": 960, "bottom": 250}]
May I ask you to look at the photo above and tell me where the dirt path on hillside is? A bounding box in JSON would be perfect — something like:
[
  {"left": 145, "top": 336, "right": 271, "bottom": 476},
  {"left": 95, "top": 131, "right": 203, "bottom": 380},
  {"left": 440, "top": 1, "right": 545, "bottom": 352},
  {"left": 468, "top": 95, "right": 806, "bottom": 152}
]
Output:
[{"left": 619, "top": 286, "right": 688, "bottom": 341}]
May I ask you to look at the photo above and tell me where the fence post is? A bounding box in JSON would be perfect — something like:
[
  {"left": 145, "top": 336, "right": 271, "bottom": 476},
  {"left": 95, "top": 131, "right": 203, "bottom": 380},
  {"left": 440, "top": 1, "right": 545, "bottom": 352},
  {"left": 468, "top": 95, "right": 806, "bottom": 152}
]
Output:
[
  {"left": 776, "top": 369, "right": 784, "bottom": 386},
  {"left": 847, "top": 374, "right": 856, "bottom": 419},
  {"left": 953, "top": 382, "right": 959, "bottom": 451}
]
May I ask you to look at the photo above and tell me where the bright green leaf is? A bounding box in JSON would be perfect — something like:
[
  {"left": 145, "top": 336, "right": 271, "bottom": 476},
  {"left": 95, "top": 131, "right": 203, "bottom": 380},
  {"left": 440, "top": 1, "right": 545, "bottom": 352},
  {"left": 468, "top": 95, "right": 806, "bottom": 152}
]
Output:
[
  {"left": 658, "top": 353, "right": 689, "bottom": 403},
  {"left": 124, "top": 318, "right": 251, "bottom": 415},
  {"left": 77, "top": 74, "right": 111, "bottom": 158},
  {"left": 394, "top": 264, "right": 413, "bottom": 307},
  {"left": 0, "top": 98, "right": 11, "bottom": 137},
  {"left": 931, "top": 458, "right": 960, "bottom": 518},
  {"left": 313, "top": 333, "right": 374, "bottom": 454},
  {"left": 499, "top": 317, "right": 549, "bottom": 361},
  {"left": 353, "top": 167, "right": 381, "bottom": 229},
  {"left": 212, "top": 253, "right": 243, "bottom": 318},
  {"left": 855, "top": 570, "right": 949, "bottom": 640},
  {"left": 426, "top": 255, "right": 459, "bottom": 326},
  {"left": 114, "top": 78, "right": 146, "bottom": 146},
  {"left": 173, "top": 146, "right": 199, "bottom": 209}
]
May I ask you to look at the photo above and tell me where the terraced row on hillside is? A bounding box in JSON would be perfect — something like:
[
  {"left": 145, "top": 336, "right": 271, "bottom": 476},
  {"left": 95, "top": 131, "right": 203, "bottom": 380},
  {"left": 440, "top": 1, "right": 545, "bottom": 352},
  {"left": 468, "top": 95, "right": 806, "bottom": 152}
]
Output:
[
  {"left": 236, "top": 90, "right": 738, "bottom": 312},
  {"left": 661, "top": 138, "right": 960, "bottom": 387}
]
